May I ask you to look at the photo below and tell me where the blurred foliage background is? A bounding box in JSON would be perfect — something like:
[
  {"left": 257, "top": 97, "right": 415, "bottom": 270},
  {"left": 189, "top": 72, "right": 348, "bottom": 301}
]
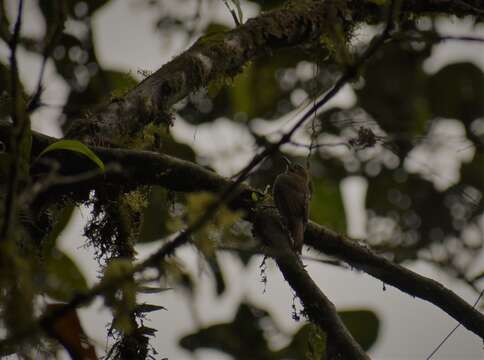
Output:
[{"left": 0, "top": 0, "right": 483, "bottom": 359}]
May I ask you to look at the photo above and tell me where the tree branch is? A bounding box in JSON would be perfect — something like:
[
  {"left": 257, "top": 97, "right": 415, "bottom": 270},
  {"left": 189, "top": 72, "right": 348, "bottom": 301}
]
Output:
[
  {"left": 1, "top": 0, "right": 25, "bottom": 242},
  {"left": 254, "top": 208, "right": 370, "bottom": 359},
  {"left": 63, "top": 0, "right": 484, "bottom": 146},
  {"left": 304, "top": 225, "right": 484, "bottom": 339},
  {"left": 1, "top": 124, "right": 482, "bottom": 339}
]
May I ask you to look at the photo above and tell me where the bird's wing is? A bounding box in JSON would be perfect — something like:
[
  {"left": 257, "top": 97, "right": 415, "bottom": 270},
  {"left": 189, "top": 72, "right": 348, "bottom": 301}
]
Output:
[
  {"left": 303, "top": 186, "right": 310, "bottom": 225},
  {"left": 273, "top": 174, "right": 307, "bottom": 219}
]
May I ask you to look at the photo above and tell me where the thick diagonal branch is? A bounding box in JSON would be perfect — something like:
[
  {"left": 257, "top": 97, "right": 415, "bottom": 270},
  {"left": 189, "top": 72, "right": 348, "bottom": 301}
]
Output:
[
  {"left": 305, "top": 225, "right": 484, "bottom": 340},
  {"left": 1, "top": 125, "right": 481, "bottom": 339},
  {"left": 254, "top": 208, "right": 370, "bottom": 359},
  {"left": 64, "top": 0, "right": 484, "bottom": 145}
]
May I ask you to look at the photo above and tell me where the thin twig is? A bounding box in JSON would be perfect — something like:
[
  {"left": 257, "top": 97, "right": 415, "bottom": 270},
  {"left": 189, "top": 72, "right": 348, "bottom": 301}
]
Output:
[
  {"left": 454, "top": 0, "right": 484, "bottom": 16},
  {"left": 438, "top": 35, "right": 484, "bottom": 43},
  {"left": 307, "top": 62, "right": 319, "bottom": 167},
  {"left": 470, "top": 271, "right": 484, "bottom": 283},
  {"left": 221, "top": 0, "right": 241, "bottom": 26},
  {"left": 290, "top": 0, "right": 398, "bottom": 127},
  {"left": 218, "top": 245, "right": 346, "bottom": 268},
  {"left": 1, "top": 0, "right": 24, "bottom": 242},
  {"left": 27, "top": 3, "right": 66, "bottom": 112},
  {"left": 18, "top": 162, "right": 122, "bottom": 207},
  {"left": 289, "top": 139, "right": 350, "bottom": 149},
  {"left": 396, "top": 33, "right": 484, "bottom": 45}
]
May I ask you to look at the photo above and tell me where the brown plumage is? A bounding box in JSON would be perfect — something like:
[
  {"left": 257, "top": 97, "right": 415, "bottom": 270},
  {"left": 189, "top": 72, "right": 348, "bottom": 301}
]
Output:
[{"left": 273, "top": 158, "right": 311, "bottom": 253}]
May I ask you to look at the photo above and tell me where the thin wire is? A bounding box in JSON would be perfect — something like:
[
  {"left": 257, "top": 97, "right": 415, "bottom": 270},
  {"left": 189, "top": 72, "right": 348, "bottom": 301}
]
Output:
[{"left": 425, "top": 288, "right": 484, "bottom": 360}]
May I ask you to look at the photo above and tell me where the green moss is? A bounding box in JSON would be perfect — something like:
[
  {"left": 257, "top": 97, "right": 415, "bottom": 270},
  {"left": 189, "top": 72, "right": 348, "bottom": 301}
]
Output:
[
  {"left": 197, "top": 30, "right": 227, "bottom": 47},
  {"left": 122, "top": 189, "right": 149, "bottom": 214}
]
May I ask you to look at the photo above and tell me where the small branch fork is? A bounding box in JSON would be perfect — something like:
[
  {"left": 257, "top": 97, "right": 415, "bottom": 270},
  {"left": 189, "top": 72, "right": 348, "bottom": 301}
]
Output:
[{"left": 27, "top": 3, "right": 66, "bottom": 113}]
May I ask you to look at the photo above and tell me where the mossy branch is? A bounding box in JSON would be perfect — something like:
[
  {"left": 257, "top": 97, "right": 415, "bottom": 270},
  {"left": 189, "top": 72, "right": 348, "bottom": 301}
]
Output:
[{"left": 0, "top": 123, "right": 482, "bottom": 341}]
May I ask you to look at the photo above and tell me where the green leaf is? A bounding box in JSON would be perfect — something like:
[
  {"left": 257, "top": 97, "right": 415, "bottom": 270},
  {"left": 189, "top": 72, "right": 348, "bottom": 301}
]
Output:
[
  {"left": 179, "top": 303, "right": 271, "bottom": 357},
  {"left": 43, "top": 251, "right": 89, "bottom": 302},
  {"left": 39, "top": 139, "right": 105, "bottom": 171},
  {"left": 280, "top": 309, "right": 379, "bottom": 358},
  {"left": 310, "top": 176, "right": 346, "bottom": 232},
  {"left": 276, "top": 323, "right": 327, "bottom": 359},
  {"left": 180, "top": 302, "right": 380, "bottom": 359},
  {"left": 339, "top": 309, "right": 380, "bottom": 350},
  {"left": 427, "top": 62, "right": 484, "bottom": 124}
]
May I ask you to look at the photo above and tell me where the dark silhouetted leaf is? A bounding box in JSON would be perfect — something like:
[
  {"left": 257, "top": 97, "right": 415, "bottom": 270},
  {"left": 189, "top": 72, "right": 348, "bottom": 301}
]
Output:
[
  {"left": 427, "top": 62, "right": 484, "bottom": 124},
  {"left": 180, "top": 302, "right": 379, "bottom": 359},
  {"left": 42, "top": 203, "right": 75, "bottom": 256},
  {"left": 135, "top": 303, "right": 167, "bottom": 314},
  {"left": 43, "top": 251, "right": 88, "bottom": 302},
  {"left": 339, "top": 309, "right": 379, "bottom": 350},
  {"left": 179, "top": 303, "right": 273, "bottom": 359}
]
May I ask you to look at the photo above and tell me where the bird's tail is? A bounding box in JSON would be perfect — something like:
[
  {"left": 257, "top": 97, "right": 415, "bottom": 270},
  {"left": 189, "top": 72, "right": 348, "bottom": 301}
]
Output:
[{"left": 289, "top": 220, "right": 305, "bottom": 254}]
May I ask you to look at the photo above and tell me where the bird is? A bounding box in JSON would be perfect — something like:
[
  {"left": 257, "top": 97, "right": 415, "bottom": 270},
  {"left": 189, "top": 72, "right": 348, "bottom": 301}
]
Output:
[{"left": 272, "top": 157, "right": 311, "bottom": 254}]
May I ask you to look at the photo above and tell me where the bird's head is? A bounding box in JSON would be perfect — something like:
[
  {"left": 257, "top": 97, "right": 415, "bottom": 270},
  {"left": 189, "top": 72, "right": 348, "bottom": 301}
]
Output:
[
  {"left": 289, "top": 163, "right": 308, "bottom": 179},
  {"left": 282, "top": 157, "right": 308, "bottom": 179}
]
